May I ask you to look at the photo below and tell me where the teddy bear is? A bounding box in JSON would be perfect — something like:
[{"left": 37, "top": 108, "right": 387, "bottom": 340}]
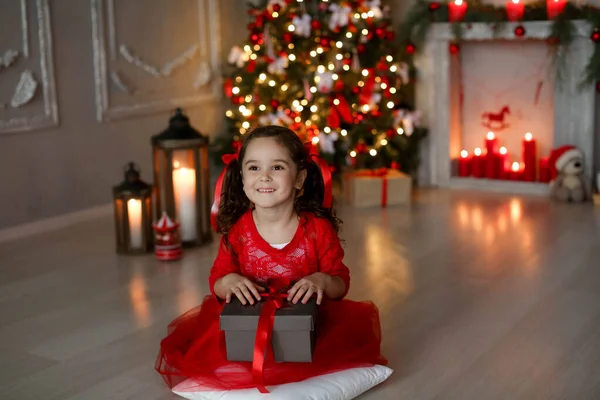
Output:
[{"left": 549, "top": 145, "right": 591, "bottom": 202}]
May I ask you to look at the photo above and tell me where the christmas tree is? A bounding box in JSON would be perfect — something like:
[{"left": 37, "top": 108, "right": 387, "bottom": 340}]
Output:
[{"left": 214, "top": 0, "right": 427, "bottom": 176}]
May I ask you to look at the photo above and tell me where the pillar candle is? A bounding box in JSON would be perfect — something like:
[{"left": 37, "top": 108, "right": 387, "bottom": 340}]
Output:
[
  {"left": 485, "top": 131, "right": 498, "bottom": 179},
  {"left": 539, "top": 157, "right": 551, "bottom": 183},
  {"left": 127, "top": 198, "right": 143, "bottom": 249},
  {"left": 458, "top": 150, "right": 471, "bottom": 177},
  {"left": 173, "top": 166, "right": 197, "bottom": 242},
  {"left": 510, "top": 161, "right": 523, "bottom": 181},
  {"left": 522, "top": 132, "right": 537, "bottom": 181},
  {"left": 472, "top": 147, "right": 484, "bottom": 178},
  {"left": 506, "top": 0, "right": 525, "bottom": 21},
  {"left": 497, "top": 146, "right": 509, "bottom": 180},
  {"left": 448, "top": 0, "right": 468, "bottom": 22},
  {"left": 547, "top": 0, "right": 566, "bottom": 19}
]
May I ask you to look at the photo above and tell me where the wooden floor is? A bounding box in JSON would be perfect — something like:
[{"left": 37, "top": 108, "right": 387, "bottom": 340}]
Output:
[{"left": 1, "top": 189, "right": 600, "bottom": 399}]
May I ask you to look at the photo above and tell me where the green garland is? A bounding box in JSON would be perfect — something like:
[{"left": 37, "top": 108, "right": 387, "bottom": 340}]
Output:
[{"left": 398, "top": 0, "right": 600, "bottom": 87}]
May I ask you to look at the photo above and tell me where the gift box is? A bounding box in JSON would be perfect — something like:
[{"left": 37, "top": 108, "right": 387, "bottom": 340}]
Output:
[
  {"left": 344, "top": 169, "right": 412, "bottom": 207},
  {"left": 220, "top": 297, "right": 318, "bottom": 362}
]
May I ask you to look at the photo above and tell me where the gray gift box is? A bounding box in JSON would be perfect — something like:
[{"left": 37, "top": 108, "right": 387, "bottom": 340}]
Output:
[{"left": 220, "top": 297, "right": 318, "bottom": 362}]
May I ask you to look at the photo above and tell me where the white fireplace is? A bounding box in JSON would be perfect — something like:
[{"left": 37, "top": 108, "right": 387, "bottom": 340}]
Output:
[{"left": 416, "top": 21, "right": 595, "bottom": 194}]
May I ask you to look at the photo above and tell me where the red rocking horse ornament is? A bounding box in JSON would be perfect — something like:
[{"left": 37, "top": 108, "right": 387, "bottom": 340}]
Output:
[{"left": 481, "top": 105, "right": 511, "bottom": 131}]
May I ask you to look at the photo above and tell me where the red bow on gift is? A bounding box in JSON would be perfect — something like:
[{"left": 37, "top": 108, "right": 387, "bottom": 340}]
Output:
[
  {"left": 252, "top": 279, "right": 291, "bottom": 393},
  {"left": 346, "top": 168, "right": 390, "bottom": 207}
]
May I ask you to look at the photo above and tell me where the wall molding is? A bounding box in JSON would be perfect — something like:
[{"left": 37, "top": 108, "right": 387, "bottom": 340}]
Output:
[
  {"left": 0, "top": 203, "right": 112, "bottom": 244},
  {"left": 90, "top": 0, "right": 222, "bottom": 122},
  {"left": 0, "top": 0, "right": 59, "bottom": 134}
]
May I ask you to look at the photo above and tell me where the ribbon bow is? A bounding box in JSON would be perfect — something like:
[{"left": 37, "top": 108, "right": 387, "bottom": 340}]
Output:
[
  {"left": 292, "top": 14, "right": 312, "bottom": 37},
  {"left": 227, "top": 46, "right": 250, "bottom": 68},
  {"left": 329, "top": 4, "right": 352, "bottom": 31},
  {"left": 252, "top": 279, "right": 291, "bottom": 393},
  {"left": 210, "top": 147, "right": 240, "bottom": 231}
]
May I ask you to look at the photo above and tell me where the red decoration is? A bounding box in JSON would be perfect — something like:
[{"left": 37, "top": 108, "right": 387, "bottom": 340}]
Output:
[
  {"left": 458, "top": 150, "right": 471, "bottom": 177},
  {"left": 352, "top": 86, "right": 360, "bottom": 94},
  {"left": 449, "top": 43, "right": 460, "bottom": 54},
  {"left": 311, "top": 20, "right": 321, "bottom": 30},
  {"left": 514, "top": 25, "right": 526, "bottom": 37},
  {"left": 283, "top": 32, "right": 293, "bottom": 43},
  {"left": 429, "top": 2, "right": 441, "bottom": 11},
  {"left": 448, "top": 0, "right": 468, "bottom": 22},
  {"left": 386, "top": 128, "right": 395, "bottom": 138},
  {"left": 251, "top": 33, "right": 260, "bottom": 43},
  {"left": 390, "top": 161, "right": 401, "bottom": 170},
  {"left": 320, "top": 37, "right": 330, "bottom": 47},
  {"left": 405, "top": 43, "right": 416, "bottom": 54},
  {"left": 246, "top": 60, "right": 257, "bottom": 72},
  {"left": 376, "top": 28, "right": 385, "bottom": 39},
  {"left": 386, "top": 31, "right": 395, "bottom": 41},
  {"left": 271, "top": 4, "right": 281, "bottom": 13},
  {"left": 270, "top": 99, "right": 280, "bottom": 108},
  {"left": 591, "top": 30, "right": 600, "bottom": 43},
  {"left": 522, "top": 132, "right": 537, "bottom": 181},
  {"left": 481, "top": 105, "right": 510, "bottom": 131},
  {"left": 153, "top": 213, "right": 182, "bottom": 261},
  {"left": 506, "top": 0, "right": 524, "bottom": 21},
  {"left": 334, "top": 79, "right": 345, "bottom": 91},
  {"left": 357, "top": 43, "right": 366, "bottom": 53},
  {"left": 223, "top": 78, "right": 233, "bottom": 97},
  {"left": 356, "top": 143, "right": 368, "bottom": 153},
  {"left": 546, "top": 0, "right": 566, "bottom": 20}
]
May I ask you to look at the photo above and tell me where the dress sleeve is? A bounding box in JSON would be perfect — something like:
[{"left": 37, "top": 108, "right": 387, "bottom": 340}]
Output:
[
  {"left": 314, "top": 217, "right": 351, "bottom": 298},
  {"left": 208, "top": 234, "right": 241, "bottom": 297}
]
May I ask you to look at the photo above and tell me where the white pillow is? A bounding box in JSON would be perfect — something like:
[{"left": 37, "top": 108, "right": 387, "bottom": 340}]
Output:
[{"left": 172, "top": 365, "right": 393, "bottom": 400}]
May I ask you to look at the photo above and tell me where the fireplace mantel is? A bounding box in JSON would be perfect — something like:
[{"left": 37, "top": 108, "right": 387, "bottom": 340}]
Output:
[{"left": 415, "top": 20, "right": 595, "bottom": 194}]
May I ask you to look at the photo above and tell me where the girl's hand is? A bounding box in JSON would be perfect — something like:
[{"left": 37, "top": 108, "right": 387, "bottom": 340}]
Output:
[
  {"left": 220, "top": 273, "right": 265, "bottom": 305},
  {"left": 287, "top": 272, "right": 331, "bottom": 305}
]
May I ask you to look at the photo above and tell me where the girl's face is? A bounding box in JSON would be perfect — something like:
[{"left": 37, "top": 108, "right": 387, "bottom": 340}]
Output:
[{"left": 241, "top": 137, "right": 306, "bottom": 212}]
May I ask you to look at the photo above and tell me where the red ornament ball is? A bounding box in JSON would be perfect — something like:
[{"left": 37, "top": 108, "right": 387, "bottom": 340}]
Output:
[
  {"left": 386, "top": 31, "right": 395, "bottom": 41},
  {"left": 449, "top": 43, "right": 460, "bottom": 54},
  {"left": 250, "top": 33, "right": 260, "bottom": 43},
  {"left": 357, "top": 43, "right": 366, "bottom": 53},
  {"left": 283, "top": 32, "right": 293, "bottom": 43},
  {"left": 334, "top": 80, "right": 345, "bottom": 91},
  {"left": 386, "top": 129, "right": 395, "bottom": 138},
  {"left": 272, "top": 4, "right": 281, "bottom": 13},
  {"left": 343, "top": 57, "right": 352, "bottom": 66},
  {"left": 429, "top": 2, "right": 440, "bottom": 11},
  {"left": 376, "top": 28, "right": 385, "bottom": 39},
  {"left": 405, "top": 43, "right": 416, "bottom": 55},
  {"left": 514, "top": 25, "right": 526, "bottom": 37},
  {"left": 352, "top": 86, "right": 360, "bottom": 94},
  {"left": 591, "top": 30, "right": 600, "bottom": 43},
  {"left": 320, "top": 37, "right": 330, "bottom": 47},
  {"left": 311, "top": 20, "right": 321, "bottom": 30},
  {"left": 270, "top": 100, "right": 280, "bottom": 108}
]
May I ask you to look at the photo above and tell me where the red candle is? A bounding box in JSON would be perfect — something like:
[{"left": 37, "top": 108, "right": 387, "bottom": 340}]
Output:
[
  {"left": 497, "top": 146, "right": 509, "bottom": 179},
  {"left": 547, "top": 0, "right": 566, "bottom": 19},
  {"left": 522, "top": 132, "right": 537, "bottom": 181},
  {"left": 510, "top": 161, "right": 523, "bottom": 181},
  {"left": 506, "top": 0, "right": 525, "bottom": 21},
  {"left": 458, "top": 150, "right": 471, "bottom": 177},
  {"left": 472, "top": 147, "right": 484, "bottom": 178},
  {"left": 539, "top": 157, "right": 551, "bottom": 183},
  {"left": 448, "top": 0, "right": 468, "bottom": 22},
  {"left": 485, "top": 131, "right": 498, "bottom": 179}
]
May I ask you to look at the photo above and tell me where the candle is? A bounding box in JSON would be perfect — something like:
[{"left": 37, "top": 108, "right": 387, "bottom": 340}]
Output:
[
  {"left": 458, "top": 149, "right": 471, "bottom": 177},
  {"left": 547, "top": 0, "right": 566, "bottom": 19},
  {"left": 539, "top": 157, "right": 551, "bottom": 183},
  {"left": 522, "top": 132, "right": 537, "bottom": 181},
  {"left": 506, "top": 0, "right": 525, "bottom": 21},
  {"left": 448, "top": 0, "right": 468, "bottom": 22},
  {"left": 173, "top": 164, "right": 197, "bottom": 242},
  {"left": 510, "top": 161, "right": 523, "bottom": 181},
  {"left": 485, "top": 131, "right": 498, "bottom": 179},
  {"left": 127, "top": 198, "right": 143, "bottom": 249},
  {"left": 498, "top": 146, "right": 509, "bottom": 179},
  {"left": 472, "top": 147, "right": 484, "bottom": 178}
]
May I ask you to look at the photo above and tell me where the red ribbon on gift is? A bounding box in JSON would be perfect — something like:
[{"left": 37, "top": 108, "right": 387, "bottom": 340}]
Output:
[
  {"left": 346, "top": 168, "right": 390, "bottom": 207},
  {"left": 252, "top": 279, "right": 291, "bottom": 393}
]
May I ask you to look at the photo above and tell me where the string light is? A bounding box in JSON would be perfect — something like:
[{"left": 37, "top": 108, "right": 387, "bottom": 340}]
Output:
[
  {"left": 369, "top": 149, "right": 377, "bottom": 156},
  {"left": 289, "top": 54, "right": 296, "bottom": 61},
  {"left": 336, "top": 54, "right": 343, "bottom": 60},
  {"left": 250, "top": 53, "right": 257, "bottom": 60},
  {"left": 386, "top": 55, "right": 393, "bottom": 62},
  {"left": 350, "top": 150, "right": 357, "bottom": 157},
  {"left": 336, "top": 41, "right": 343, "bottom": 48},
  {"left": 268, "top": 80, "right": 276, "bottom": 87},
  {"left": 226, "top": 110, "right": 233, "bottom": 117},
  {"left": 281, "top": 84, "right": 288, "bottom": 91},
  {"left": 259, "top": 73, "right": 266, "bottom": 81},
  {"left": 312, "top": 137, "right": 320, "bottom": 144},
  {"left": 381, "top": 139, "right": 388, "bottom": 145},
  {"left": 332, "top": 73, "right": 338, "bottom": 80},
  {"left": 301, "top": 99, "right": 309, "bottom": 105},
  {"left": 272, "top": 11, "right": 279, "bottom": 18},
  {"left": 341, "top": 129, "right": 347, "bottom": 136},
  {"left": 310, "top": 105, "right": 318, "bottom": 112},
  {"left": 362, "top": 69, "right": 369, "bottom": 76},
  {"left": 343, "top": 65, "right": 350, "bottom": 71},
  {"left": 397, "top": 127, "right": 404, "bottom": 135},
  {"left": 387, "top": 101, "right": 394, "bottom": 109},
  {"left": 333, "top": 98, "right": 340, "bottom": 106},
  {"left": 361, "top": 29, "right": 369, "bottom": 35},
  {"left": 362, "top": 104, "right": 370, "bottom": 112},
  {"left": 381, "top": 83, "right": 387, "bottom": 89},
  {"left": 242, "top": 121, "right": 250, "bottom": 129},
  {"left": 361, "top": 12, "right": 368, "bottom": 19},
  {"left": 245, "top": 95, "right": 252, "bottom": 102},
  {"left": 389, "top": 87, "right": 397, "bottom": 94},
  {"left": 244, "top": 45, "right": 251, "bottom": 52},
  {"left": 288, "top": 24, "right": 296, "bottom": 32},
  {"left": 253, "top": 45, "right": 260, "bottom": 51},
  {"left": 324, "top": 126, "right": 331, "bottom": 133},
  {"left": 310, "top": 50, "right": 317, "bottom": 57},
  {"left": 240, "top": 128, "right": 247, "bottom": 134},
  {"left": 316, "top": 47, "right": 324, "bottom": 54},
  {"left": 390, "top": 65, "right": 397, "bottom": 72},
  {"left": 232, "top": 87, "right": 240, "bottom": 94},
  {"left": 235, "top": 76, "right": 242, "bottom": 83},
  {"left": 354, "top": 13, "right": 361, "bottom": 19},
  {"left": 346, "top": 32, "right": 353, "bottom": 38},
  {"left": 328, "top": 63, "right": 335, "bottom": 70},
  {"left": 317, "top": 65, "right": 326, "bottom": 73},
  {"left": 259, "top": 104, "right": 266, "bottom": 111}
]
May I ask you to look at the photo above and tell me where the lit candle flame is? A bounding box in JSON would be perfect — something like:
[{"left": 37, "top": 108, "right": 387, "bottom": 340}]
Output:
[
  {"left": 525, "top": 132, "right": 533, "bottom": 141},
  {"left": 512, "top": 0, "right": 520, "bottom": 4},
  {"left": 460, "top": 150, "right": 468, "bottom": 158},
  {"left": 312, "top": 136, "right": 320, "bottom": 144},
  {"left": 455, "top": 0, "right": 463, "bottom": 5},
  {"left": 486, "top": 131, "right": 495, "bottom": 140},
  {"left": 500, "top": 146, "right": 507, "bottom": 155},
  {"left": 512, "top": 162, "right": 520, "bottom": 172},
  {"left": 474, "top": 147, "right": 482, "bottom": 156}
]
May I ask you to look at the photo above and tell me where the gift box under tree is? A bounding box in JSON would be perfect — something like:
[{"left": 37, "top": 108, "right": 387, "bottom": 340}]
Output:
[{"left": 344, "top": 168, "right": 412, "bottom": 208}]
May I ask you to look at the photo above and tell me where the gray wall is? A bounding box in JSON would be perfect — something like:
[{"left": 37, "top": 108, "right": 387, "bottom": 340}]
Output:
[{"left": 0, "top": 0, "right": 248, "bottom": 230}]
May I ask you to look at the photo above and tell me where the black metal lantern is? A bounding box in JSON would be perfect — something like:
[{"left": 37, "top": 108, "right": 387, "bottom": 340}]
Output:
[
  {"left": 113, "top": 162, "right": 154, "bottom": 254},
  {"left": 151, "top": 108, "right": 212, "bottom": 246}
]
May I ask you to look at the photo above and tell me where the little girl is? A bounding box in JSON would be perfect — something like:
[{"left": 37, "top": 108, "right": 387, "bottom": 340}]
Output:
[{"left": 156, "top": 125, "right": 387, "bottom": 391}]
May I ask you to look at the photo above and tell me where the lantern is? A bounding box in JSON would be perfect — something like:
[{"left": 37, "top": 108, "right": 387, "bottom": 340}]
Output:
[
  {"left": 151, "top": 108, "right": 212, "bottom": 247},
  {"left": 112, "top": 162, "right": 153, "bottom": 254}
]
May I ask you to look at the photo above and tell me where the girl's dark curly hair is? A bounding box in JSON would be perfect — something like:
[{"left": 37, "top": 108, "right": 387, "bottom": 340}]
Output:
[{"left": 216, "top": 125, "right": 341, "bottom": 236}]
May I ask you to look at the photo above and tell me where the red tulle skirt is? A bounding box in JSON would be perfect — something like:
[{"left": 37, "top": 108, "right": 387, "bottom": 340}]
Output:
[{"left": 156, "top": 295, "right": 387, "bottom": 391}]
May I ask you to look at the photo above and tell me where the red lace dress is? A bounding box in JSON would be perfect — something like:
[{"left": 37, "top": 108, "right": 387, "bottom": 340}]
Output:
[{"left": 156, "top": 211, "right": 387, "bottom": 390}]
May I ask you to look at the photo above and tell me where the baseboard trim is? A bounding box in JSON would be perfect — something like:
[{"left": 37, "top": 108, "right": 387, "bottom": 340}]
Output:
[{"left": 0, "top": 203, "right": 113, "bottom": 244}]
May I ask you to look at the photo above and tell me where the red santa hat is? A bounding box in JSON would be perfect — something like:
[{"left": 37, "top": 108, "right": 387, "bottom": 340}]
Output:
[{"left": 549, "top": 145, "right": 583, "bottom": 172}]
